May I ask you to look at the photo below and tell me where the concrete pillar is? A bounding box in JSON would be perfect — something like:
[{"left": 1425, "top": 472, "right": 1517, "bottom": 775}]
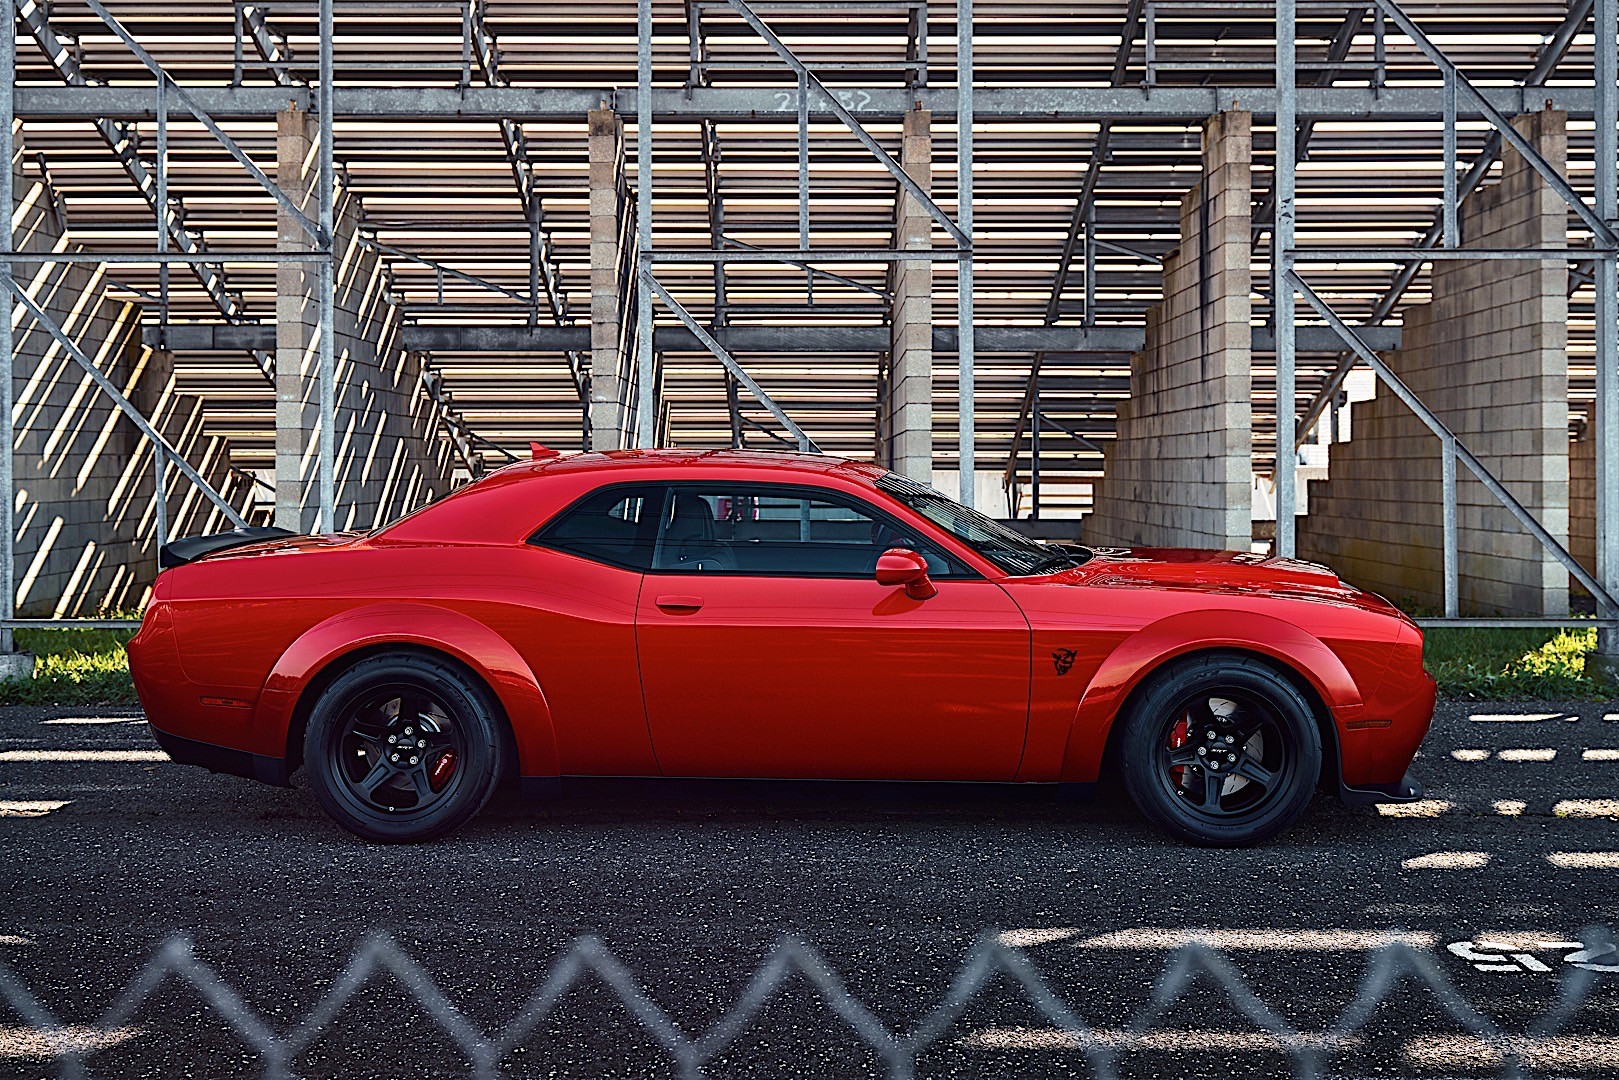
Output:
[
  {"left": 1085, "top": 110, "right": 1253, "bottom": 550},
  {"left": 275, "top": 107, "right": 322, "bottom": 532},
  {"left": 273, "top": 106, "right": 455, "bottom": 533},
  {"left": 883, "top": 107, "right": 933, "bottom": 484},
  {"left": 588, "top": 107, "right": 631, "bottom": 451},
  {"left": 1297, "top": 110, "right": 1570, "bottom": 616}
]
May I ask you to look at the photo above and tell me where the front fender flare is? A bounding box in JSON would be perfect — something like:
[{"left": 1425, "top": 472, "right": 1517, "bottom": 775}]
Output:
[
  {"left": 1057, "top": 609, "right": 1361, "bottom": 783},
  {"left": 252, "top": 602, "right": 560, "bottom": 779}
]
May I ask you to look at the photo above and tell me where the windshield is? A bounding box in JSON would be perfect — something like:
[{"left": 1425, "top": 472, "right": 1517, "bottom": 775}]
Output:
[{"left": 875, "top": 473, "right": 1092, "bottom": 575}]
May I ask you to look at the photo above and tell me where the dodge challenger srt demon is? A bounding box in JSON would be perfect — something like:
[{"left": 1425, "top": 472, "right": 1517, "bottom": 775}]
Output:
[{"left": 128, "top": 449, "right": 1433, "bottom": 845}]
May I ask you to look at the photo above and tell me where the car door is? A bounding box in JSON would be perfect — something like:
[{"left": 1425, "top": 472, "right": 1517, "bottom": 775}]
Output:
[{"left": 634, "top": 481, "right": 1031, "bottom": 781}]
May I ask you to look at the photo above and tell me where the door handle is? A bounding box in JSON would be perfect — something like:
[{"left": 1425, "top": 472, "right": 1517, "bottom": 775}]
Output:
[{"left": 655, "top": 594, "right": 704, "bottom": 613}]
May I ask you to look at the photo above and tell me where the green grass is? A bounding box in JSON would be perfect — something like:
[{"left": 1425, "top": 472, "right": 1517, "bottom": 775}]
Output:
[
  {"left": 0, "top": 621, "right": 1609, "bottom": 707},
  {"left": 1423, "top": 624, "right": 1609, "bottom": 700},
  {"left": 0, "top": 624, "right": 139, "bottom": 706}
]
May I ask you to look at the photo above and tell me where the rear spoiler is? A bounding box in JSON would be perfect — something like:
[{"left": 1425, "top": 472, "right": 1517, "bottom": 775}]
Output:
[{"left": 159, "top": 526, "right": 295, "bottom": 570}]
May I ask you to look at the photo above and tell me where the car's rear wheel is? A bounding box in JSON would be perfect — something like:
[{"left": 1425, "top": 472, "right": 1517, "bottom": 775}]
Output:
[
  {"left": 304, "top": 652, "right": 507, "bottom": 842},
  {"left": 1118, "top": 654, "right": 1321, "bottom": 847}
]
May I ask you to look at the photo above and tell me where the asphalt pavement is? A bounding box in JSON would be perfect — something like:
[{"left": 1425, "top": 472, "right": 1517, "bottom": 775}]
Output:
[{"left": 1, "top": 699, "right": 1618, "bottom": 1078}]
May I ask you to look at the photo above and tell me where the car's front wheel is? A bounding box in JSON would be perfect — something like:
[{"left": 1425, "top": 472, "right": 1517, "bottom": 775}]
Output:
[
  {"left": 303, "top": 652, "right": 507, "bottom": 842},
  {"left": 1118, "top": 653, "right": 1322, "bottom": 847}
]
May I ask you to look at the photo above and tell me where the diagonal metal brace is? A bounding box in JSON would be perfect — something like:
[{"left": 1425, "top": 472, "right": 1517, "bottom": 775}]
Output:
[
  {"left": 641, "top": 271, "right": 820, "bottom": 453},
  {"left": 1375, "top": 0, "right": 1617, "bottom": 249},
  {"left": 82, "top": 0, "right": 324, "bottom": 244},
  {"left": 2, "top": 271, "right": 249, "bottom": 529},
  {"left": 1292, "top": 269, "right": 1613, "bottom": 610},
  {"left": 720, "top": 0, "right": 970, "bottom": 248}
]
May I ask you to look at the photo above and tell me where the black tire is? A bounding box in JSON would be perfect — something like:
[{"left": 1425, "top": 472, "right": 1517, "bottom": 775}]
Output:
[
  {"left": 1118, "top": 653, "right": 1322, "bottom": 847},
  {"left": 303, "top": 651, "right": 507, "bottom": 842}
]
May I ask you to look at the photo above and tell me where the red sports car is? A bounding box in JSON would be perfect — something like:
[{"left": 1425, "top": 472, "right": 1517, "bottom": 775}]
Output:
[{"left": 128, "top": 450, "right": 1433, "bottom": 846}]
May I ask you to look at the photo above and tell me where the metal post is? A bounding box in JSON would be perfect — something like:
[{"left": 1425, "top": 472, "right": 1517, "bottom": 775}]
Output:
[
  {"left": 156, "top": 72, "right": 170, "bottom": 333},
  {"left": 153, "top": 450, "right": 168, "bottom": 575},
  {"left": 797, "top": 69, "right": 811, "bottom": 303},
  {"left": 1597, "top": 0, "right": 1619, "bottom": 658},
  {"left": 1442, "top": 68, "right": 1458, "bottom": 247},
  {"left": 956, "top": 0, "right": 975, "bottom": 506},
  {"left": 1145, "top": 2, "right": 1156, "bottom": 86},
  {"left": 317, "top": 0, "right": 336, "bottom": 532},
  {"left": 1030, "top": 377, "right": 1040, "bottom": 519},
  {"left": 1083, "top": 201, "right": 1096, "bottom": 327},
  {"left": 635, "top": 0, "right": 655, "bottom": 448},
  {"left": 1, "top": 0, "right": 13, "bottom": 654},
  {"left": 1272, "top": 0, "right": 1297, "bottom": 557},
  {"left": 1442, "top": 435, "right": 1458, "bottom": 617},
  {"left": 528, "top": 195, "right": 541, "bottom": 326}
]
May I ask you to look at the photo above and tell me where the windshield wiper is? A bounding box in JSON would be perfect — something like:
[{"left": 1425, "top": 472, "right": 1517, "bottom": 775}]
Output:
[{"left": 1026, "top": 549, "right": 1079, "bottom": 575}]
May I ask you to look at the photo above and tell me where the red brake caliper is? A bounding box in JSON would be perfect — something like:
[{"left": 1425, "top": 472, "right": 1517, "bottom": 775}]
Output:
[
  {"left": 429, "top": 748, "right": 457, "bottom": 792},
  {"left": 1168, "top": 716, "right": 1189, "bottom": 787}
]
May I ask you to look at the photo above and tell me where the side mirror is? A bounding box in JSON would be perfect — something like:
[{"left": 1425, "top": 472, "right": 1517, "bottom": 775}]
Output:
[{"left": 875, "top": 547, "right": 937, "bottom": 600}]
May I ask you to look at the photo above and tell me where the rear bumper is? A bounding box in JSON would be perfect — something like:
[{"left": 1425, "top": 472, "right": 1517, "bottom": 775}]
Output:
[
  {"left": 1338, "top": 769, "right": 1423, "bottom": 805},
  {"left": 148, "top": 725, "right": 291, "bottom": 787}
]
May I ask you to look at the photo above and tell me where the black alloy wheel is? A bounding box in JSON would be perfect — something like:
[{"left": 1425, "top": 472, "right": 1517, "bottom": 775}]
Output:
[
  {"left": 1119, "top": 654, "right": 1322, "bottom": 846},
  {"left": 305, "top": 652, "right": 508, "bottom": 842}
]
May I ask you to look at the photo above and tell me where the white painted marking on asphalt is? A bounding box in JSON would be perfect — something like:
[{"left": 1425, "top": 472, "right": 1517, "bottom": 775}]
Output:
[
  {"left": 1451, "top": 748, "right": 1491, "bottom": 761},
  {"left": 1402, "top": 851, "right": 1490, "bottom": 870},
  {"left": 1070, "top": 928, "right": 1436, "bottom": 950},
  {"left": 1547, "top": 851, "right": 1619, "bottom": 868},
  {"left": 1449, "top": 940, "right": 1561, "bottom": 973},
  {"left": 38, "top": 717, "right": 144, "bottom": 726},
  {"left": 1469, "top": 712, "right": 1562, "bottom": 723},
  {"left": 1494, "top": 800, "right": 1528, "bottom": 816},
  {"left": 1497, "top": 748, "right": 1557, "bottom": 761},
  {"left": 0, "top": 801, "right": 71, "bottom": 818},
  {"left": 1376, "top": 799, "right": 1452, "bottom": 817},
  {"left": 1553, "top": 799, "right": 1619, "bottom": 819},
  {"left": 0, "top": 935, "right": 31, "bottom": 946},
  {"left": 962, "top": 1027, "right": 1355, "bottom": 1051},
  {"left": 0, "top": 750, "right": 167, "bottom": 763},
  {"left": 997, "top": 928, "right": 1081, "bottom": 948},
  {"left": 0, "top": 1025, "right": 142, "bottom": 1061},
  {"left": 1405, "top": 1034, "right": 1619, "bottom": 1070},
  {"left": 1584, "top": 748, "right": 1619, "bottom": 761}
]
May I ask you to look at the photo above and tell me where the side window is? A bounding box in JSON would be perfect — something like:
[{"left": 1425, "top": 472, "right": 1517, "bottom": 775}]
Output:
[
  {"left": 531, "top": 486, "right": 663, "bottom": 570},
  {"left": 654, "top": 485, "right": 963, "bottom": 578}
]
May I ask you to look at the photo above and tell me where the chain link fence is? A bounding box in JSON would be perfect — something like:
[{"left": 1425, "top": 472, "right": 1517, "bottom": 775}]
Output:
[{"left": 2, "top": 926, "right": 1615, "bottom": 1079}]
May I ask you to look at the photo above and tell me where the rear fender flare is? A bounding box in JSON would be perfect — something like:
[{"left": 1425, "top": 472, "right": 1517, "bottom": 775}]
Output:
[
  {"left": 254, "top": 602, "right": 559, "bottom": 778},
  {"left": 1057, "top": 609, "right": 1360, "bottom": 783}
]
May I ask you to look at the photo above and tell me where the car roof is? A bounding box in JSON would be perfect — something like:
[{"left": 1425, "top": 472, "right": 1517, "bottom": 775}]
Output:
[{"left": 489, "top": 448, "right": 891, "bottom": 485}]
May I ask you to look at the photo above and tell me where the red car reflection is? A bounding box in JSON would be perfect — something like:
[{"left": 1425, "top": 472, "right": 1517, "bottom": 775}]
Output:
[{"left": 128, "top": 450, "right": 1433, "bottom": 845}]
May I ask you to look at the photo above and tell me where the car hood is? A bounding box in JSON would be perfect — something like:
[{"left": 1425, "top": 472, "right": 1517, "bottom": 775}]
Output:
[
  {"left": 1077, "top": 546, "right": 1340, "bottom": 587},
  {"left": 1053, "top": 545, "right": 1404, "bottom": 614}
]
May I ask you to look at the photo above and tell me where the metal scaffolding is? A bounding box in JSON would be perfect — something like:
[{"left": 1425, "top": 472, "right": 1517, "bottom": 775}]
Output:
[{"left": 0, "top": 0, "right": 1614, "bottom": 637}]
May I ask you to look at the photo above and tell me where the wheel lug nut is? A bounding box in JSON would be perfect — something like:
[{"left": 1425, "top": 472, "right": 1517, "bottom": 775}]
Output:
[
  {"left": 404, "top": 726, "right": 414, "bottom": 736},
  {"left": 387, "top": 735, "right": 397, "bottom": 744},
  {"left": 409, "top": 756, "right": 419, "bottom": 765},
  {"left": 1227, "top": 753, "right": 1236, "bottom": 762},
  {"left": 390, "top": 753, "right": 399, "bottom": 762},
  {"left": 1224, "top": 735, "right": 1234, "bottom": 744},
  {"left": 1205, "top": 731, "right": 1216, "bottom": 740},
  {"left": 1196, "top": 747, "right": 1207, "bottom": 756}
]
